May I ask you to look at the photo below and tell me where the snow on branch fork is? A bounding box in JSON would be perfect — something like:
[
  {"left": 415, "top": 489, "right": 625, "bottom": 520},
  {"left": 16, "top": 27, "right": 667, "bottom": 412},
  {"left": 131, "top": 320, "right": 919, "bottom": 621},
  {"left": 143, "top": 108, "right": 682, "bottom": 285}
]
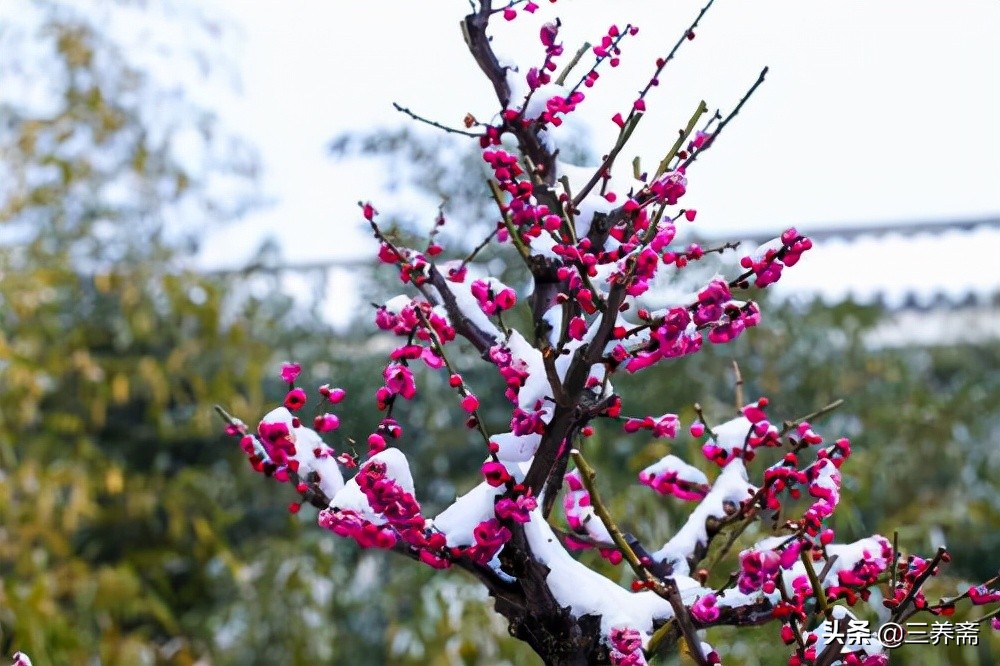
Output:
[{"left": 212, "top": 2, "right": 1000, "bottom": 665}]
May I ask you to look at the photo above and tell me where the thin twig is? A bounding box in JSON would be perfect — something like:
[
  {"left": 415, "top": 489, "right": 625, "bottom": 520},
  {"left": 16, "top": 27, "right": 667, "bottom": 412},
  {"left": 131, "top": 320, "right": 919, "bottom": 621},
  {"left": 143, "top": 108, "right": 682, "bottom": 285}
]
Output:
[
  {"left": 816, "top": 554, "right": 839, "bottom": 582},
  {"left": 392, "top": 102, "right": 481, "bottom": 137},
  {"left": 728, "top": 231, "right": 807, "bottom": 291},
  {"left": 487, "top": 180, "right": 532, "bottom": 264},
  {"left": 977, "top": 605, "right": 1000, "bottom": 625},
  {"left": 637, "top": 0, "right": 716, "bottom": 103},
  {"left": 645, "top": 619, "right": 679, "bottom": 656},
  {"left": 571, "top": 112, "right": 643, "bottom": 207},
  {"left": 890, "top": 531, "right": 900, "bottom": 592},
  {"left": 655, "top": 100, "right": 708, "bottom": 179},
  {"left": 926, "top": 571, "right": 1000, "bottom": 611},
  {"left": 214, "top": 404, "right": 332, "bottom": 508},
  {"left": 572, "top": 450, "right": 708, "bottom": 666},
  {"left": 555, "top": 41, "right": 591, "bottom": 86},
  {"left": 548, "top": 524, "right": 611, "bottom": 549},
  {"left": 566, "top": 26, "right": 633, "bottom": 99},
  {"left": 461, "top": 225, "right": 501, "bottom": 268},
  {"left": 569, "top": 450, "right": 648, "bottom": 580},
  {"left": 697, "top": 512, "right": 756, "bottom": 575},
  {"left": 693, "top": 403, "right": 718, "bottom": 441},
  {"left": 891, "top": 547, "right": 948, "bottom": 624},
  {"left": 557, "top": 175, "right": 577, "bottom": 229},
  {"left": 800, "top": 548, "right": 831, "bottom": 618},
  {"left": 369, "top": 214, "right": 495, "bottom": 354},
  {"left": 572, "top": 1, "right": 717, "bottom": 205},
  {"left": 413, "top": 307, "right": 494, "bottom": 449},
  {"left": 732, "top": 360, "right": 744, "bottom": 414},
  {"left": 776, "top": 574, "right": 808, "bottom": 653},
  {"left": 778, "top": 399, "right": 845, "bottom": 437},
  {"left": 422, "top": 265, "right": 499, "bottom": 357},
  {"left": 681, "top": 67, "right": 769, "bottom": 170}
]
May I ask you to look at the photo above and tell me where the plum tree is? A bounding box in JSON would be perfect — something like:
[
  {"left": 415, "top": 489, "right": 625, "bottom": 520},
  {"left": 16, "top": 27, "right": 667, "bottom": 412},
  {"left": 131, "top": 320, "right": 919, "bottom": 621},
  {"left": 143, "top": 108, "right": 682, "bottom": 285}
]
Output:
[{"left": 212, "top": 1, "right": 1000, "bottom": 664}]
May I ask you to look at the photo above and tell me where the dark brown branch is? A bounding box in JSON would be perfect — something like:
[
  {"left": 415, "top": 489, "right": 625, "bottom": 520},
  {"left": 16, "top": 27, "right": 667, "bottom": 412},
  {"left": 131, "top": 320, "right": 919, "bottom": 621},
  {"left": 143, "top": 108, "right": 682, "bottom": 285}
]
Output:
[
  {"left": 462, "top": 2, "right": 510, "bottom": 107},
  {"left": 816, "top": 554, "right": 839, "bottom": 583},
  {"left": 778, "top": 399, "right": 845, "bottom": 437},
  {"left": 647, "top": 594, "right": 777, "bottom": 657},
  {"left": 522, "top": 286, "right": 627, "bottom": 496},
  {"left": 423, "top": 264, "right": 498, "bottom": 357},
  {"left": 392, "top": 102, "right": 482, "bottom": 137},
  {"left": 522, "top": 404, "right": 577, "bottom": 495},
  {"left": 639, "top": 0, "right": 717, "bottom": 103},
  {"left": 664, "top": 583, "right": 709, "bottom": 666},
  {"left": 540, "top": 448, "right": 574, "bottom": 520},
  {"left": 813, "top": 622, "right": 847, "bottom": 666},
  {"left": 462, "top": 3, "right": 558, "bottom": 184},
  {"left": 892, "top": 546, "right": 948, "bottom": 624},
  {"left": 681, "top": 66, "right": 769, "bottom": 170},
  {"left": 366, "top": 216, "right": 499, "bottom": 356},
  {"left": 461, "top": 224, "right": 501, "bottom": 267},
  {"left": 498, "top": 524, "right": 606, "bottom": 664}
]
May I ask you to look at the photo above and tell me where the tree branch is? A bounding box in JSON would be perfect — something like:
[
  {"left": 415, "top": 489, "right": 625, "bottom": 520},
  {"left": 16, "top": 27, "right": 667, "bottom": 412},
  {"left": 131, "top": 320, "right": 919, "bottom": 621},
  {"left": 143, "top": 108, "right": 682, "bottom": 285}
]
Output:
[
  {"left": 462, "top": 3, "right": 558, "bottom": 183},
  {"left": 392, "top": 102, "right": 481, "bottom": 137},
  {"left": 681, "top": 66, "right": 769, "bottom": 170},
  {"left": 423, "top": 264, "right": 499, "bottom": 357}
]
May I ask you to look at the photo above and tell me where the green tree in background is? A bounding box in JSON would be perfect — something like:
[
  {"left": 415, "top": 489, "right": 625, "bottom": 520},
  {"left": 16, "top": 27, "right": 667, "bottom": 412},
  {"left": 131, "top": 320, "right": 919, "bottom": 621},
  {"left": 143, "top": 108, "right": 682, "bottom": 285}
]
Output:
[
  {"left": 0, "top": 1, "right": 304, "bottom": 662},
  {"left": 0, "top": 4, "right": 505, "bottom": 662}
]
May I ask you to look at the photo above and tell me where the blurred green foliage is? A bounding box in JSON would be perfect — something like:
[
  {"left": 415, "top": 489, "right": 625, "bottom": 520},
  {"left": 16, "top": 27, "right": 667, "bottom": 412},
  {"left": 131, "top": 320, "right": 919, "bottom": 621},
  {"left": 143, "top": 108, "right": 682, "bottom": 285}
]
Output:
[
  {"left": 1, "top": 2, "right": 301, "bottom": 663},
  {"left": 0, "top": 3, "right": 997, "bottom": 665}
]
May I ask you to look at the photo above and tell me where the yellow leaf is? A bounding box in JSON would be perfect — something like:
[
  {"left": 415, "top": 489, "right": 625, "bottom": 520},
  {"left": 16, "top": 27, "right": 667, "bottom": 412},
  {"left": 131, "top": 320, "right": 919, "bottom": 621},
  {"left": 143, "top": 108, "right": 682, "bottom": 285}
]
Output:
[
  {"left": 192, "top": 517, "right": 214, "bottom": 545},
  {"left": 111, "top": 373, "right": 129, "bottom": 405},
  {"left": 678, "top": 636, "right": 699, "bottom": 666},
  {"left": 105, "top": 467, "right": 124, "bottom": 495},
  {"left": 94, "top": 273, "right": 112, "bottom": 294}
]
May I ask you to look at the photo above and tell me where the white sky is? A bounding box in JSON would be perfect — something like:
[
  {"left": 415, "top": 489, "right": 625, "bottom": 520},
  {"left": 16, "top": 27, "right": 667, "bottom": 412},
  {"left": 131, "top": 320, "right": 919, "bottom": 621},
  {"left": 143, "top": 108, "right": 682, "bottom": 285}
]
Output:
[{"left": 197, "top": 1, "right": 1000, "bottom": 325}]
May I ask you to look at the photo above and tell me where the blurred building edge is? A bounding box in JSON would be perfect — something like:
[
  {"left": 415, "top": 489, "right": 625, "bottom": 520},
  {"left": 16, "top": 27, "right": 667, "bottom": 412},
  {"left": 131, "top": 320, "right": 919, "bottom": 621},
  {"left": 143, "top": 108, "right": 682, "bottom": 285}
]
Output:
[
  {"left": 203, "top": 216, "right": 1000, "bottom": 345},
  {"left": 747, "top": 215, "right": 1000, "bottom": 348},
  {"left": 735, "top": 216, "right": 1000, "bottom": 245},
  {"left": 865, "top": 294, "right": 1000, "bottom": 347}
]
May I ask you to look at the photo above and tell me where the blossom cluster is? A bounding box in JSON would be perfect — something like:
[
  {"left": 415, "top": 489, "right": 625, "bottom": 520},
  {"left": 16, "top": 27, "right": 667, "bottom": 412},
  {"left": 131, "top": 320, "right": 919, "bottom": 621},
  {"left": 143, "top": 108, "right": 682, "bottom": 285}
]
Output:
[
  {"left": 638, "top": 454, "right": 709, "bottom": 502},
  {"left": 608, "top": 626, "right": 649, "bottom": 666},
  {"left": 562, "top": 469, "right": 623, "bottom": 565},
  {"left": 739, "top": 228, "right": 815, "bottom": 288}
]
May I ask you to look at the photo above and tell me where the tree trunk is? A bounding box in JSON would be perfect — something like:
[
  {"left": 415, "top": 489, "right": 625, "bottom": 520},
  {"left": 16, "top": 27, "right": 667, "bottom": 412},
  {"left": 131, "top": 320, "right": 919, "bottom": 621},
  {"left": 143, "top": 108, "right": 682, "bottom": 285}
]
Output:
[{"left": 491, "top": 529, "right": 611, "bottom": 664}]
